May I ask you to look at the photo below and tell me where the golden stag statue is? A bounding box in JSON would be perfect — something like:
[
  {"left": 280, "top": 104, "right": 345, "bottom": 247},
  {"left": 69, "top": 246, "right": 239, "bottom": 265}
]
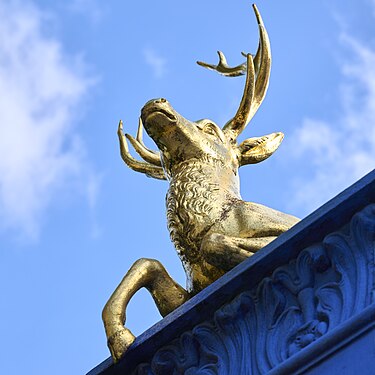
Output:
[{"left": 103, "top": 4, "right": 299, "bottom": 362}]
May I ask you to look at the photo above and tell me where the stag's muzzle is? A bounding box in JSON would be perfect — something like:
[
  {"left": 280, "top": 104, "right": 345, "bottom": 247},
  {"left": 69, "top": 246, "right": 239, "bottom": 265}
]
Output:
[{"left": 141, "top": 98, "right": 177, "bottom": 125}]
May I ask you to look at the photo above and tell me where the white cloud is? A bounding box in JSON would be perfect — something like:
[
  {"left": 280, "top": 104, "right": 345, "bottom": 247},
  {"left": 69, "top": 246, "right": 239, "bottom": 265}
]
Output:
[
  {"left": 287, "top": 33, "right": 375, "bottom": 215},
  {"left": 0, "top": 1, "right": 97, "bottom": 239},
  {"left": 143, "top": 48, "right": 167, "bottom": 79}
]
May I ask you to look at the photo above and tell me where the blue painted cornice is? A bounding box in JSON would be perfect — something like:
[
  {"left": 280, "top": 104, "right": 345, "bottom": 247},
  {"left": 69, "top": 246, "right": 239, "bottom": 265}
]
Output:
[{"left": 88, "top": 170, "right": 375, "bottom": 375}]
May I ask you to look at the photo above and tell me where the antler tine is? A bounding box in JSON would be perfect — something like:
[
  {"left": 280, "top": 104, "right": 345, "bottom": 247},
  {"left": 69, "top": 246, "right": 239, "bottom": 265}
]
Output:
[
  {"left": 117, "top": 120, "right": 166, "bottom": 180},
  {"left": 135, "top": 117, "right": 161, "bottom": 166},
  {"left": 241, "top": 43, "right": 261, "bottom": 76},
  {"left": 136, "top": 117, "right": 157, "bottom": 154},
  {"left": 248, "top": 4, "right": 271, "bottom": 122},
  {"left": 222, "top": 4, "right": 272, "bottom": 140},
  {"left": 136, "top": 116, "right": 144, "bottom": 143},
  {"left": 125, "top": 133, "right": 162, "bottom": 167},
  {"left": 223, "top": 53, "right": 256, "bottom": 139},
  {"left": 197, "top": 51, "right": 247, "bottom": 77}
]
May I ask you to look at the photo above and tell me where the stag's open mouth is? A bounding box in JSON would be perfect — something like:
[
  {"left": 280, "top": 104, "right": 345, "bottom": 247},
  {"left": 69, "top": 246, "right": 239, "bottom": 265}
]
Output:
[
  {"left": 142, "top": 108, "right": 177, "bottom": 123},
  {"left": 155, "top": 109, "right": 176, "bottom": 121}
]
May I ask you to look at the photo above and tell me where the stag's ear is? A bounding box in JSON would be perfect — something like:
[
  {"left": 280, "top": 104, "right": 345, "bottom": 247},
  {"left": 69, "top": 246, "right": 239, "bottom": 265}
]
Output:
[{"left": 238, "top": 132, "right": 284, "bottom": 166}]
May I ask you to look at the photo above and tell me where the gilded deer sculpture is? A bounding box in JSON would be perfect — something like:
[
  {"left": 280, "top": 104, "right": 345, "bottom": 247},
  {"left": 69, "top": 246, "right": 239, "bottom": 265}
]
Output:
[{"left": 103, "top": 4, "right": 299, "bottom": 362}]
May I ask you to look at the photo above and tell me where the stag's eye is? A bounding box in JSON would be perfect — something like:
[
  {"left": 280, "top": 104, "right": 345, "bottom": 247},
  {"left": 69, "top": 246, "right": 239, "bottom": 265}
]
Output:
[{"left": 203, "top": 123, "right": 219, "bottom": 137}]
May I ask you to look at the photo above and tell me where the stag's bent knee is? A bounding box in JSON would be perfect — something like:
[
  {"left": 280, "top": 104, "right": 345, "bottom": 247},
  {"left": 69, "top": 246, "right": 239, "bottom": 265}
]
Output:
[
  {"left": 132, "top": 258, "right": 164, "bottom": 274},
  {"left": 131, "top": 258, "right": 167, "bottom": 285},
  {"left": 102, "top": 258, "right": 165, "bottom": 323}
]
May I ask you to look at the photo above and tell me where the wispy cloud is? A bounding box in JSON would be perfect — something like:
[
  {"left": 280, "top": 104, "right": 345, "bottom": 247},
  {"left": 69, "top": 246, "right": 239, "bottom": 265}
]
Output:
[
  {"left": 143, "top": 48, "right": 167, "bottom": 79},
  {"left": 287, "top": 32, "right": 375, "bottom": 215},
  {"left": 0, "top": 1, "right": 98, "bottom": 239}
]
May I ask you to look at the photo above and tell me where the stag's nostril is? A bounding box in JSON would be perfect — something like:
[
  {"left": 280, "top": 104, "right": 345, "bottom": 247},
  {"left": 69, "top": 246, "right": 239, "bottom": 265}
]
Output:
[{"left": 159, "top": 98, "right": 167, "bottom": 103}]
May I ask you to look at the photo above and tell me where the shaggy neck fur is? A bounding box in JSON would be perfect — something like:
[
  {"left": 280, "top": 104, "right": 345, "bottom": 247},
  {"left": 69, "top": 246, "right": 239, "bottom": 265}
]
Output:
[{"left": 166, "top": 159, "right": 237, "bottom": 265}]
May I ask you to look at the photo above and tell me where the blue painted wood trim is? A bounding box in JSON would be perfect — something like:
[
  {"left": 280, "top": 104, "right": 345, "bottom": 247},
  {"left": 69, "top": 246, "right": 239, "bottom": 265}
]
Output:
[
  {"left": 269, "top": 304, "right": 375, "bottom": 374},
  {"left": 87, "top": 169, "right": 375, "bottom": 375}
]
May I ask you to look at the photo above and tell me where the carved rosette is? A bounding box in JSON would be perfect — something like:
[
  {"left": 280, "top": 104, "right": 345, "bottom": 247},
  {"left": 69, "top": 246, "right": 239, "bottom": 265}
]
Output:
[{"left": 132, "top": 204, "right": 375, "bottom": 375}]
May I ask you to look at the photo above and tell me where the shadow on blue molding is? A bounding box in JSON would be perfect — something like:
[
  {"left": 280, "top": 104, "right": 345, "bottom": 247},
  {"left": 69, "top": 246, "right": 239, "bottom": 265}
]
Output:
[{"left": 88, "top": 169, "right": 375, "bottom": 375}]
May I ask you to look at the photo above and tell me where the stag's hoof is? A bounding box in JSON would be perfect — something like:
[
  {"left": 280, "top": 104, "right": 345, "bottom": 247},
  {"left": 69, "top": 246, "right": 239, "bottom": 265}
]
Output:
[{"left": 107, "top": 327, "right": 136, "bottom": 363}]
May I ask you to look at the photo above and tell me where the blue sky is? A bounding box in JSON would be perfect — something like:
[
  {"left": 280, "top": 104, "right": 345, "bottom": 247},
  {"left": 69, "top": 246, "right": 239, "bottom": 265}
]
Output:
[{"left": 0, "top": 0, "right": 374, "bottom": 373}]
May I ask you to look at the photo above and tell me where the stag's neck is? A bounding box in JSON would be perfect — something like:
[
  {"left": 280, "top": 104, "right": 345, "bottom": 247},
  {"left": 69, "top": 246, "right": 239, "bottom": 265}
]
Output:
[
  {"left": 166, "top": 159, "right": 240, "bottom": 264},
  {"left": 168, "top": 159, "right": 240, "bottom": 197}
]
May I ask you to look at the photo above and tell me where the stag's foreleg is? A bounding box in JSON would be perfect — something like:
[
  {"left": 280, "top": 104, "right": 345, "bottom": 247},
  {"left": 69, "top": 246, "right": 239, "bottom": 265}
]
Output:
[
  {"left": 201, "top": 201, "right": 299, "bottom": 271},
  {"left": 201, "top": 233, "right": 277, "bottom": 271},
  {"left": 102, "top": 258, "right": 189, "bottom": 362}
]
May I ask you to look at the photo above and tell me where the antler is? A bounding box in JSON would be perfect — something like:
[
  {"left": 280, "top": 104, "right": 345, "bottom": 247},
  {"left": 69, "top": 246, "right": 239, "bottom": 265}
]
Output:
[
  {"left": 197, "top": 51, "right": 247, "bottom": 77},
  {"left": 198, "top": 4, "right": 271, "bottom": 141},
  {"left": 117, "top": 120, "right": 166, "bottom": 180},
  {"left": 125, "top": 118, "right": 162, "bottom": 167}
]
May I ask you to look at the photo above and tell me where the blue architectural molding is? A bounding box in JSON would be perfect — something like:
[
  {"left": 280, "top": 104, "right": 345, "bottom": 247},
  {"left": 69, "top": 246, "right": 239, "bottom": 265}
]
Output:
[{"left": 88, "top": 170, "right": 375, "bottom": 375}]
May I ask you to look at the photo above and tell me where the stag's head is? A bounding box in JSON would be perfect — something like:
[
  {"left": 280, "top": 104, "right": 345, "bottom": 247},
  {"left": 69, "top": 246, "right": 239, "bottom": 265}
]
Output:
[
  {"left": 139, "top": 98, "right": 239, "bottom": 176},
  {"left": 118, "top": 4, "right": 284, "bottom": 181}
]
